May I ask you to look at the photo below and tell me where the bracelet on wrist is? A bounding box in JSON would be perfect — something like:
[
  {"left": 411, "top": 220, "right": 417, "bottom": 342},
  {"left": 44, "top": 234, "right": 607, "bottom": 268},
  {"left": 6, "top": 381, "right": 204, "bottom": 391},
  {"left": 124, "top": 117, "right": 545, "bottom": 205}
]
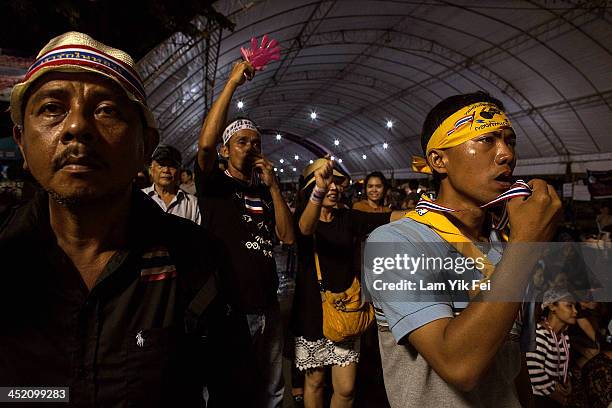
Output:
[
  {"left": 312, "top": 185, "right": 327, "bottom": 197},
  {"left": 310, "top": 193, "right": 323, "bottom": 205},
  {"left": 310, "top": 186, "right": 327, "bottom": 205}
]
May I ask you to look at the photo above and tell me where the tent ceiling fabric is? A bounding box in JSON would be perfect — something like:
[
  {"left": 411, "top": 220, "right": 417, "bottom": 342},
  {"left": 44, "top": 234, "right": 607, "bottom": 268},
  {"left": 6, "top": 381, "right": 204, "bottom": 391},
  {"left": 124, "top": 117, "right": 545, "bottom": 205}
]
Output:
[{"left": 139, "top": 0, "right": 612, "bottom": 178}]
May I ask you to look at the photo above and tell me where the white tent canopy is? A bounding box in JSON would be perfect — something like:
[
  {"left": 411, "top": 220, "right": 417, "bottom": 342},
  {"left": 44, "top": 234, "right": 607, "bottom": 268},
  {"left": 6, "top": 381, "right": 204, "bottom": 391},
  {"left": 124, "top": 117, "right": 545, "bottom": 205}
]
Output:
[{"left": 138, "top": 0, "right": 612, "bottom": 179}]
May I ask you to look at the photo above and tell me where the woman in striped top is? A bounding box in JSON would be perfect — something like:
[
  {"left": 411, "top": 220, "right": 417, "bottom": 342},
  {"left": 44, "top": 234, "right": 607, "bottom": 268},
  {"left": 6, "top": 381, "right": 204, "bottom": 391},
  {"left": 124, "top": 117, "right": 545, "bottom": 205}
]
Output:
[{"left": 527, "top": 289, "right": 578, "bottom": 407}]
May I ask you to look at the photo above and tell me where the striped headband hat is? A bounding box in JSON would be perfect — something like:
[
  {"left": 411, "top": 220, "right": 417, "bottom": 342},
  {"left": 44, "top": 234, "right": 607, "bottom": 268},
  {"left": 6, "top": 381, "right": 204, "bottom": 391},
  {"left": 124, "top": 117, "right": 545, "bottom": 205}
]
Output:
[
  {"left": 222, "top": 118, "right": 260, "bottom": 145},
  {"left": 10, "top": 31, "right": 156, "bottom": 129}
]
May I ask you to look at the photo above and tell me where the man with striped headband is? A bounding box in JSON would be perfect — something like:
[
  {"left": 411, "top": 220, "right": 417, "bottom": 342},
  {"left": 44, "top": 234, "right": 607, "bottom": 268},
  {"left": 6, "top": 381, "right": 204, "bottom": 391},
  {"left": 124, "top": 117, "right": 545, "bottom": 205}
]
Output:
[
  {"left": 0, "top": 32, "right": 248, "bottom": 406},
  {"left": 365, "top": 92, "right": 562, "bottom": 407},
  {"left": 194, "top": 61, "right": 295, "bottom": 408}
]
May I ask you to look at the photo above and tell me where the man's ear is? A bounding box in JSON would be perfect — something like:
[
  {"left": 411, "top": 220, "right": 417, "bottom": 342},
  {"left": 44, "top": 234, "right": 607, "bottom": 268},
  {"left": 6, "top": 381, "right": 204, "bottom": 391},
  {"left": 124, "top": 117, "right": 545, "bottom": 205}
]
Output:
[
  {"left": 219, "top": 144, "right": 229, "bottom": 159},
  {"left": 13, "top": 125, "right": 28, "bottom": 171},
  {"left": 427, "top": 149, "right": 448, "bottom": 175}
]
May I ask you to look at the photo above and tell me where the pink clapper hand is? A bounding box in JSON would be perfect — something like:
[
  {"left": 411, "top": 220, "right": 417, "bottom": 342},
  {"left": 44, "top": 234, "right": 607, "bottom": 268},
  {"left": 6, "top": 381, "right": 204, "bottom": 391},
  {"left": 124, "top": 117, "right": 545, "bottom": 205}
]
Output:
[{"left": 240, "top": 34, "right": 281, "bottom": 71}]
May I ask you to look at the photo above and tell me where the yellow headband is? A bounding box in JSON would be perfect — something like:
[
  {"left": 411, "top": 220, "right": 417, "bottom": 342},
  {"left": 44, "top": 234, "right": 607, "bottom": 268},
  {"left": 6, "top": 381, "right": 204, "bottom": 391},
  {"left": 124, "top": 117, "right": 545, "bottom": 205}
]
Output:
[{"left": 412, "top": 102, "right": 513, "bottom": 174}]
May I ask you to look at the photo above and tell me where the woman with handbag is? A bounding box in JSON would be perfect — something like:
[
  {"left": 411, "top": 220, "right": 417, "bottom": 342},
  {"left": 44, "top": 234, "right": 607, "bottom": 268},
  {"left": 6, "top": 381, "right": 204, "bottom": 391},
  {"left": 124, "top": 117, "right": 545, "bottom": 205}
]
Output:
[{"left": 290, "top": 157, "right": 404, "bottom": 408}]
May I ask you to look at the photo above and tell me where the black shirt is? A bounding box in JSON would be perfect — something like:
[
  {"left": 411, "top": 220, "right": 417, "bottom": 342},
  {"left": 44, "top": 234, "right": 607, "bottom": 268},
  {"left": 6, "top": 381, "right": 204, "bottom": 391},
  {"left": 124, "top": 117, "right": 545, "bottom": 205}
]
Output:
[
  {"left": 194, "top": 163, "right": 278, "bottom": 313},
  {"left": 0, "top": 189, "right": 249, "bottom": 407},
  {"left": 290, "top": 208, "right": 390, "bottom": 340}
]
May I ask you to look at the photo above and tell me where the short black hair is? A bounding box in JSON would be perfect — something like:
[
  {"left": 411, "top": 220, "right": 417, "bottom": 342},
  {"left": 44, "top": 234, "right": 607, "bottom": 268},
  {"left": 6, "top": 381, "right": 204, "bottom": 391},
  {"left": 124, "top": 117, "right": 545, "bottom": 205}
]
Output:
[
  {"left": 181, "top": 169, "right": 193, "bottom": 177},
  {"left": 420, "top": 91, "right": 505, "bottom": 156}
]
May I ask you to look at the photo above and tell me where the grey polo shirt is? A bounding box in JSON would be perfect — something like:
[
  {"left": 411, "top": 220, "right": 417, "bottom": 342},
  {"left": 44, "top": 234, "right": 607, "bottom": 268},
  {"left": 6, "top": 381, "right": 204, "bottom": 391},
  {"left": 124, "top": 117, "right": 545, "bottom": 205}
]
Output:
[
  {"left": 365, "top": 218, "right": 522, "bottom": 408},
  {"left": 142, "top": 185, "right": 201, "bottom": 225}
]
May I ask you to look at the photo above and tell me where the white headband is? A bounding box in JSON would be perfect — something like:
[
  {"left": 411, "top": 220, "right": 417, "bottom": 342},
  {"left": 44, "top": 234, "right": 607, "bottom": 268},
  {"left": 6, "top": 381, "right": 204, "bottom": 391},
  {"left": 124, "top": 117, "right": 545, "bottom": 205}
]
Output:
[{"left": 222, "top": 119, "right": 259, "bottom": 145}]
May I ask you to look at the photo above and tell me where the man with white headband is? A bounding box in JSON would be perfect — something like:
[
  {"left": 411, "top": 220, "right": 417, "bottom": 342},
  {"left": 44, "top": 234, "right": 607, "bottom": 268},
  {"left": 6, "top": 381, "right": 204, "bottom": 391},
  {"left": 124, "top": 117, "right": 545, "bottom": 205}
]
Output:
[
  {"left": 195, "top": 60, "right": 295, "bottom": 408},
  {"left": 0, "top": 32, "right": 248, "bottom": 407},
  {"left": 365, "top": 92, "right": 562, "bottom": 407}
]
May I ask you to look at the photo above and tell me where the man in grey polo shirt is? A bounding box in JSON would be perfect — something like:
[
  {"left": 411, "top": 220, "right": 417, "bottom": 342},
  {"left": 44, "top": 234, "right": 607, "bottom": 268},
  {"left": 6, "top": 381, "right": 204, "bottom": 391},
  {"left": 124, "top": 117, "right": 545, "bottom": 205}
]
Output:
[
  {"left": 365, "top": 92, "right": 562, "bottom": 407},
  {"left": 143, "top": 145, "right": 201, "bottom": 224}
]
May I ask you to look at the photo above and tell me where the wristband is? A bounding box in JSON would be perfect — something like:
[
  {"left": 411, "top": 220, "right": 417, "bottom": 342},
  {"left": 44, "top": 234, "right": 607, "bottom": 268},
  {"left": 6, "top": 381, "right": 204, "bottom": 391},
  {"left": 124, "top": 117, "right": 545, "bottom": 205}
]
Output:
[{"left": 310, "top": 185, "right": 327, "bottom": 205}]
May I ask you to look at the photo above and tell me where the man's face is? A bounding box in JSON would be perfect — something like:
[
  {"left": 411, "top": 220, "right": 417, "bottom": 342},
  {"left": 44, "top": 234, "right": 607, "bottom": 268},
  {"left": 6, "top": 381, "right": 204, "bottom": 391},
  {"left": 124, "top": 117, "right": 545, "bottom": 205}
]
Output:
[
  {"left": 150, "top": 159, "right": 179, "bottom": 189},
  {"left": 433, "top": 127, "right": 516, "bottom": 205},
  {"left": 14, "top": 72, "right": 156, "bottom": 205},
  {"left": 180, "top": 171, "right": 192, "bottom": 184},
  {"left": 366, "top": 176, "right": 384, "bottom": 203},
  {"left": 222, "top": 129, "right": 261, "bottom": 173}
]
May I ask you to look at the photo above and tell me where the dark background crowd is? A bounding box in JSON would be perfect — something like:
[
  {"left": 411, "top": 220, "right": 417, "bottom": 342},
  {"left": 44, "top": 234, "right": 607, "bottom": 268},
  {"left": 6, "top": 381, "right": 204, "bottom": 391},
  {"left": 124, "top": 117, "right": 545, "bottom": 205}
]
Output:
[{"left": 1, "top": 157, "right": 610, "bottom": 408}]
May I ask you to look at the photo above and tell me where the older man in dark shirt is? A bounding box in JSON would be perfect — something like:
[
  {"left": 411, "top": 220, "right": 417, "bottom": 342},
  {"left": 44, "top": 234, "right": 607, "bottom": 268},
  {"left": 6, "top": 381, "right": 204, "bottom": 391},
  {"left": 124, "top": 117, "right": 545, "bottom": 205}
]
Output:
[{"left": 0, "top": 31, "right": 250, "bottom": 407}]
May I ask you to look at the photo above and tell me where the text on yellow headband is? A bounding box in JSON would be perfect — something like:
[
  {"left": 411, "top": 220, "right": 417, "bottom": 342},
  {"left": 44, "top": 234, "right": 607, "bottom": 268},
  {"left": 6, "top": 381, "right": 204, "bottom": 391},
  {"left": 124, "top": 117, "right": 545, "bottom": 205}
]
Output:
[{"left": 411, "top": 102, "right": 513, "bottom": 174}]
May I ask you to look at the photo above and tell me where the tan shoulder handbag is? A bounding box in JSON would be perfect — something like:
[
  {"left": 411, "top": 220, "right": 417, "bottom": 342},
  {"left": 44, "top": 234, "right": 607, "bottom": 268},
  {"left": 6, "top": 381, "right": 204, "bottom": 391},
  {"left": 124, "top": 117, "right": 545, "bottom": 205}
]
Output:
[{"left": 314, "top": 238, "right": 375, "bottom": 342}]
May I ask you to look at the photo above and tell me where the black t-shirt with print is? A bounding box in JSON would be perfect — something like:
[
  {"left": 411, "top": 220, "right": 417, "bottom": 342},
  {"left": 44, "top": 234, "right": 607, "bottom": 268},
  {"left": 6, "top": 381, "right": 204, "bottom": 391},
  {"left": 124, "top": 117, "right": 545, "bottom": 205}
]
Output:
[{"left": 195, "top": 162, "right": 277, "bottom": 313}]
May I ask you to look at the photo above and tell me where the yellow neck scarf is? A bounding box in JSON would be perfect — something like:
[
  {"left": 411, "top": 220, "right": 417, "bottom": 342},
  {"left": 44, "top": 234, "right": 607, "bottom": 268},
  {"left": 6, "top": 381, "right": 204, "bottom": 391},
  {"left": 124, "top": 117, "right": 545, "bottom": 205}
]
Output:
[{"left": 404, "top": 195, "right": 506, "bottom": 297}]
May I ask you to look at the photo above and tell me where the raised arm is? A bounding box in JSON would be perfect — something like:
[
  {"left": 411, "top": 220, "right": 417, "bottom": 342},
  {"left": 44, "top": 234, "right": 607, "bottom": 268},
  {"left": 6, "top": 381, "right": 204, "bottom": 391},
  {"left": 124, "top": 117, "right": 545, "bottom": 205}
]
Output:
[
  {"left": 298, "top": 159, "right": 333, "bottom": 236},
  {"left": 197, "top": 61, "right": 254, "bottom": 174},
  {"left": 406, "top": 180, "right": 562, "bottom": 392},
  {"left": 253, "top": 154, "right": 295, "bottom": 245}
]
